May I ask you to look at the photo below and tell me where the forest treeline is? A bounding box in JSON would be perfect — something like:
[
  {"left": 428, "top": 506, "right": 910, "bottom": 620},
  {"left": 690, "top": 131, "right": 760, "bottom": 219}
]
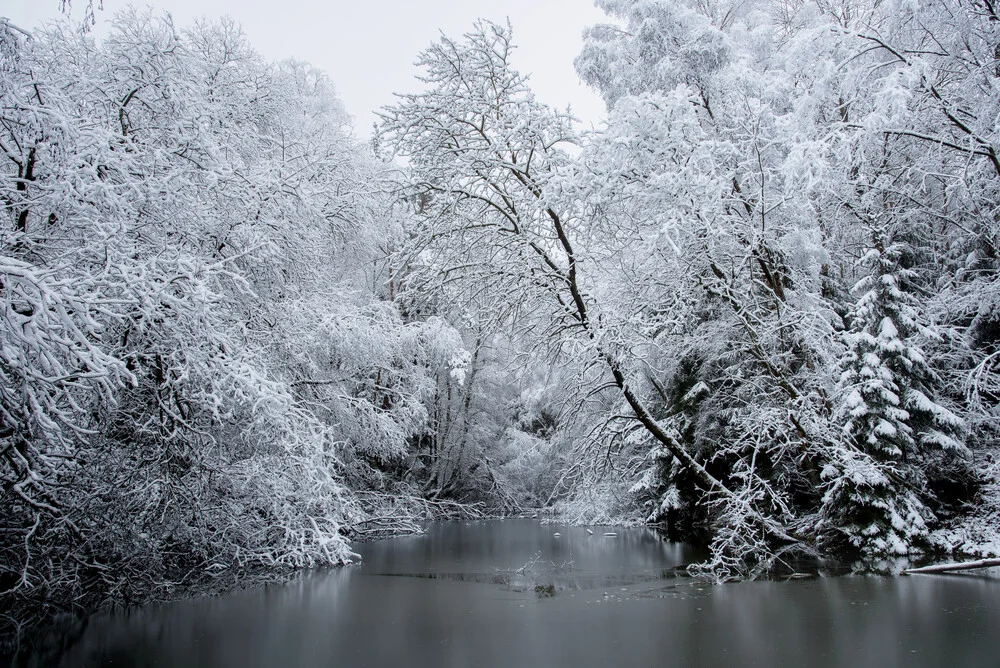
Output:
[
  {"left": 3, "top": 0, "right": 1000, "bottom": 653},
  {"left": 376, "top": 0, "right": 1000, "bottom": 572},
  {"left": 0, "top": 9, "right": 487, "bottom": 649}
]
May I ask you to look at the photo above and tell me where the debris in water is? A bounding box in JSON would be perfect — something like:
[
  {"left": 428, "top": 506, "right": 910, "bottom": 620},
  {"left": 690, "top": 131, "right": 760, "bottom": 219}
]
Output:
[{"left": 534, "top": 584, "right": 556, "bottom": 597}]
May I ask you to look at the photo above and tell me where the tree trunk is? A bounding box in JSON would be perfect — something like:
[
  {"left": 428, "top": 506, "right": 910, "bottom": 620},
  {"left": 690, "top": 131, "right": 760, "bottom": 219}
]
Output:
[{"left": 904, "top": 558, "right": 1000, "bottom": 575}]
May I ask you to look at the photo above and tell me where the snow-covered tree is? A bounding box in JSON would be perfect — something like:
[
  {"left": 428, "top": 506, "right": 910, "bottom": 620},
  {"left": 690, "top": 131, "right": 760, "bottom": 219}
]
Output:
[
  {"left": 568, "top": 0, "right": 997, "bottom": 567},
  {"left": 838, "top": 231, "right": 966, "bottom": 460},
  {"left": 0, "top": 11, "right": 464, "bottom": 646},
  {"left": 379, "top": 19, "right": 814, "bottom": 577},
  {"left": 823, "top": 227, "right": 967, "bottom": 555}
]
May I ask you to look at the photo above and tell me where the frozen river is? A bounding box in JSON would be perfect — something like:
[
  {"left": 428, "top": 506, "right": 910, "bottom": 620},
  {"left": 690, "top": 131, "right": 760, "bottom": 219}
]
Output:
[{"left": 56, "top": 519, "right": 1000, "bottom": 667}]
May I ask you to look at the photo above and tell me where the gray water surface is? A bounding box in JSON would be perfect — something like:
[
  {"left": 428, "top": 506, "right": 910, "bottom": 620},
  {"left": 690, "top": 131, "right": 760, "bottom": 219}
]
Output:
[{"left": 57, "top": 519, "right": 1000, "bottom": 667}]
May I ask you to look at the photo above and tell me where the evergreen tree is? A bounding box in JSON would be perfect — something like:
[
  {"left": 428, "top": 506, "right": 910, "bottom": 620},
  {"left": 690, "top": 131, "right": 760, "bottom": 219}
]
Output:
[{"left": 824, "top": 227, "right": 966, "bottom": 556}]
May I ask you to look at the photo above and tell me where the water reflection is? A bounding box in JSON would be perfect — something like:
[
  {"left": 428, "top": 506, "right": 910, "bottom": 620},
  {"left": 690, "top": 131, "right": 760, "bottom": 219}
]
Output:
[
  {"left": 357, "top": 519, "right": 695, "bottom": 590},
  {"left": 55, "top": 520, "right": 1000, "bottom": 668}
]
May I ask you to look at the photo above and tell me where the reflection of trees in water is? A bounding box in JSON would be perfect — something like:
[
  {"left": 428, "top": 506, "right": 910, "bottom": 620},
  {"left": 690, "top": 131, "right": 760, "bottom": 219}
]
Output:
[
  {"left": 56, "top": 524, "right": 1000, "bottom": 667},
  {"left": 354, "top": 520, "right": 701, "bottom": 595}
]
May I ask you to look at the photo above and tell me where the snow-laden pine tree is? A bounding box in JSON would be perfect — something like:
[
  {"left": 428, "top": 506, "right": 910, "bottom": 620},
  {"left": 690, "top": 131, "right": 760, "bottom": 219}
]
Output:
[{"left": 823, "top": 227, "right": 967, "bottom": 556}]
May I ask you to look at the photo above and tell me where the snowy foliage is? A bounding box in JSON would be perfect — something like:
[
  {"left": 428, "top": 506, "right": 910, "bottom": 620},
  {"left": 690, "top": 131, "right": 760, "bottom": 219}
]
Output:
[
  {"left": 828, "top": 228, "right": 970, "bottom": 555},
  {"left": 381, "top": 0, "right": 1000, "bottom": 576},
  {"left": 4, "top": 0, "right": 1000, "bottom": 638},
  {"left": 0, "top": 12, "right": 470, "bottom": 645}
]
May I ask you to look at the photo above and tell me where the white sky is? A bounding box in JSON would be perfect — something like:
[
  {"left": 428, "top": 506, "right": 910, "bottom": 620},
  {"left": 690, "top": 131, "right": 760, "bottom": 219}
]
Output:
[{"left": 3, "top": 0, "right": 610, "bottom": 136}]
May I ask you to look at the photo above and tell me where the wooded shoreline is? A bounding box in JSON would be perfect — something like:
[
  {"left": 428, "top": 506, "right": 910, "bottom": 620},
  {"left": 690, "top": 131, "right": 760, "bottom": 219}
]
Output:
[{"left": 4, "top": 0, "right": 1000, "bottom": 657}]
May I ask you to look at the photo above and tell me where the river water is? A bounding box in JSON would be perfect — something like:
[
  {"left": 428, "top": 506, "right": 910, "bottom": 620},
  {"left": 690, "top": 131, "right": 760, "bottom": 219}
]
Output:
[{"left": 56, "top": 519, "right": 1000, "bottom": 667}]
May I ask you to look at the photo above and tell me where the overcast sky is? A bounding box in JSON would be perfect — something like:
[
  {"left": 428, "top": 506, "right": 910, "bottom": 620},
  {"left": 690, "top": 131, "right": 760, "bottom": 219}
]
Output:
[{"left": 3, "top": 0, "right": 610, "bottom": 136}]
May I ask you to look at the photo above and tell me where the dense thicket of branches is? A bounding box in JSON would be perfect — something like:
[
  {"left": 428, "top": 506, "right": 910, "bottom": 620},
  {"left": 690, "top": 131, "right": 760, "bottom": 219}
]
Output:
[
  {"left": 378, "top": 0, "right": 1000, "bottom": 577},
  {"left": 0, "top": 11, "right": 484, "bottom": 652}
]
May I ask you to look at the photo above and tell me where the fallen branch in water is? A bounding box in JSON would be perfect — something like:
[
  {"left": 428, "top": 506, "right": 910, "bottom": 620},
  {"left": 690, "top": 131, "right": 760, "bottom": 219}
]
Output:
[{"left": 903, "top": 558, "right": 1000, "bottom": 575}]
